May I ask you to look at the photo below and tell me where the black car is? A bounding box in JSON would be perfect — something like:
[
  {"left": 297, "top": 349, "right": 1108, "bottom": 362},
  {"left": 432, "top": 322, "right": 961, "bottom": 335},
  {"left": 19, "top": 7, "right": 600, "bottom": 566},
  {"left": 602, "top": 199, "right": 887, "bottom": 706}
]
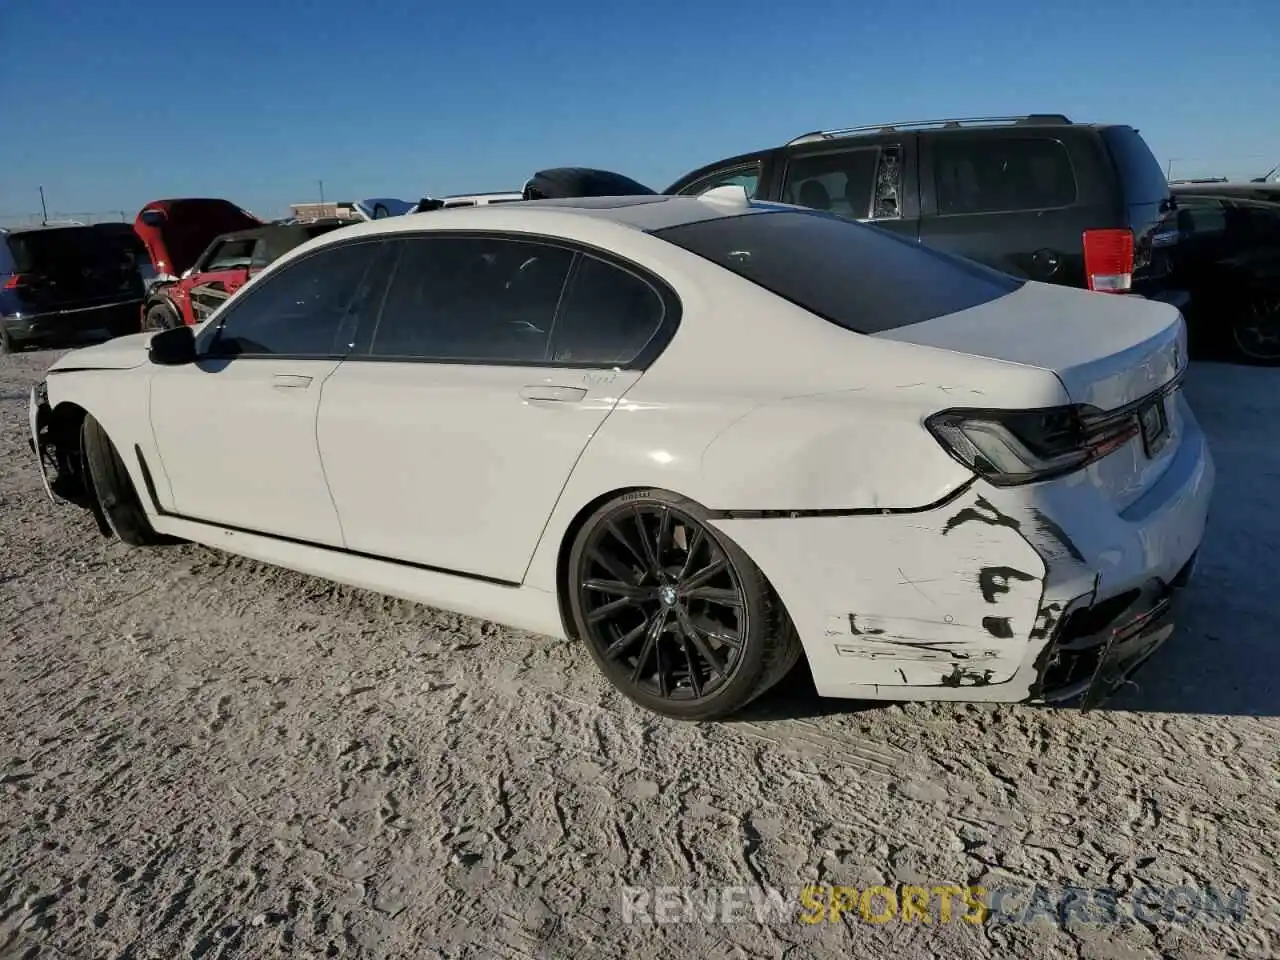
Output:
[
  {"left": 1165, "top": 183, "right": 1280, "bottom": 364},
  {"left": 1, "top": 224, "right": 144, "bottom": 353},
  {"left": 666, "top": 114, "right": 1181, "bottom": 306}
]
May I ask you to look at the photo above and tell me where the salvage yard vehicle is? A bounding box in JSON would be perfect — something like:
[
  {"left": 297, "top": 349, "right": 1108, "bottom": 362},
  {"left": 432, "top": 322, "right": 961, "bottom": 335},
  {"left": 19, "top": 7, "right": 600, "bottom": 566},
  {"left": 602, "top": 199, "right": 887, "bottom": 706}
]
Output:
[
  {"left": 140, "top": 221, "right": 352, "bottom": 330},
  {"left": 1164, "top": 182, "right": 1280, "bottom": 363},
  {"left": 29, "top": 190, "right": 1214, "bottom": 720},
  {"left": 2, "top": 223, "right": 144, "bottom": 352},
  {"left": 133, "top": 198, "right": 262, "bottom": 286},
  {"left": 411, "top": 192, "right": 525, "bottom": 213},
  {"left": 410, "top": 170, "right": 658, "bottom": 213},
  {"left": 666, "top": 114, "right": 1183, "bottom": 305}
]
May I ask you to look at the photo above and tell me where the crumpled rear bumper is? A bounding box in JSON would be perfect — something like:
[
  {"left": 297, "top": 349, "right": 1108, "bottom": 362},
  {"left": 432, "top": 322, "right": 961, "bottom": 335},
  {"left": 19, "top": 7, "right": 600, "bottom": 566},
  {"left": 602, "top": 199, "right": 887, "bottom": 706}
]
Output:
[{"left": 1039, "top": 552, "right": 1197, "bottom": 710}]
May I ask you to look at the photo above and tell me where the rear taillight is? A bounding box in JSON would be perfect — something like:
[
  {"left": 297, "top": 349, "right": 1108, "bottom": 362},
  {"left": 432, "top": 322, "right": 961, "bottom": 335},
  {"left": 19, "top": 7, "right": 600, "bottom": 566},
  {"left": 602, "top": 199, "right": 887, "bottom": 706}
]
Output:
[
  {"left": 926, "top": 404, "right": 1140, "bottom": 486},
  {"left": 2, "top": 273, "right": 32, "bottom": 289},
  {"left": 1082, "top": 228, "right": 1134, "bottom": 293}
]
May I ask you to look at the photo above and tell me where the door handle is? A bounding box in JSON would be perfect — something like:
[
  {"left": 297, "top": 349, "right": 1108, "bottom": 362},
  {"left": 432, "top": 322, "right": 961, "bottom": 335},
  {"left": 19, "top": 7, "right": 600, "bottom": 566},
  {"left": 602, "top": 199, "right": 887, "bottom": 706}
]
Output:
[
  {"left": 272, "top": 374, "right": 313, "bottom": 390},
  {"left": 519, "top": 385, "right": 588, "bottom": 403}
]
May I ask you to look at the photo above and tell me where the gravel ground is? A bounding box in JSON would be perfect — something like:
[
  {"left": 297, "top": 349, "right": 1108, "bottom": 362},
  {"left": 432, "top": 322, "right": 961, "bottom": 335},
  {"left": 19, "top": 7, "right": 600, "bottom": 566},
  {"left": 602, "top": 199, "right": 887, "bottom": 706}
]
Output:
[{"left": 1, "top": 346, "right": 1277, "bottom": 960}]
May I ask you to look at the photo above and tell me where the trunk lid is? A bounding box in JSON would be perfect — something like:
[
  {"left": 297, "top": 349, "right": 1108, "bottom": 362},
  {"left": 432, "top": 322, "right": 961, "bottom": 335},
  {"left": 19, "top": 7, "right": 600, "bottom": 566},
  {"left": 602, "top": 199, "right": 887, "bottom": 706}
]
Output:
[{"left": 876, "top": 280, "right": 1188, "bottom": 511}]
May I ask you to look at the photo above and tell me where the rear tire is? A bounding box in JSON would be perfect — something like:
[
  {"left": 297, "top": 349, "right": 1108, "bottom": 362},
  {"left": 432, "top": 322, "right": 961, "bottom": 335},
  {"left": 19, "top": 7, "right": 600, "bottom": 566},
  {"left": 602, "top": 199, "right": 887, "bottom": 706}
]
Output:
[
  {"left": 0, "top": 327, "right": 21, "bottom": 354},
  {"left": 81, "top": 414, "right": 165, "bottom": 547},
  {"left": 566, "top": 489, "right": 801, "bottom": 720}
]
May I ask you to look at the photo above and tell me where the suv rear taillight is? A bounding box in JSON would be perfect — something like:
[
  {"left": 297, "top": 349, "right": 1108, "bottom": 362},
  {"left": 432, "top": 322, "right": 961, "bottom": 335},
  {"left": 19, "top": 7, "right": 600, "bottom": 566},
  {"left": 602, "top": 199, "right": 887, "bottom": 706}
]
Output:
[
  {"left": 2, "top": 273, "right": 32, "bottom": 290},
  {"left": 1082, "top": 228, "right": 1134, "bottom": 293}
]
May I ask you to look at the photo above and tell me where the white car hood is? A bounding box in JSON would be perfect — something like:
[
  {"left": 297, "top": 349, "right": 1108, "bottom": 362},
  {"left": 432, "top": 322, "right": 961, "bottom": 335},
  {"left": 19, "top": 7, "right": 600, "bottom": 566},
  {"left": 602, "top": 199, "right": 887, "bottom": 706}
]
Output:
[
  {"left": 874, "top": 281, "right": 1186, "bottom": 410},
  {"left": 48, "top": 331, "right": 155, "bottom": 372}
]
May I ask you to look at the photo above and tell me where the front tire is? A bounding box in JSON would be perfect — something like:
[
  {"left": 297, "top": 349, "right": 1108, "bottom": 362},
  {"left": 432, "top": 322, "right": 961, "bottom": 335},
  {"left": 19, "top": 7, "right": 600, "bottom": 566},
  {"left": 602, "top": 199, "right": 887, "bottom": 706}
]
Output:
[
  {"left": 566, "top": 489, "right": 801, "bottom": 720},
  {"left": 81, "top": 415, "right": 165, "bottom": 547},
  {"left": 142, "top": 303, "right": 181, "bottom": 332}
]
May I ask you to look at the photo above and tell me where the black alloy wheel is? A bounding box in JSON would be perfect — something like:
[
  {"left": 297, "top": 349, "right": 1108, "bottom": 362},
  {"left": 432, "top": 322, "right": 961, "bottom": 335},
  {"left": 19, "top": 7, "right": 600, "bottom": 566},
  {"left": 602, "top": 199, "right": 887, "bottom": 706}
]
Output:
[{"left": 567, "top": 489, "right": 800, "bottom": 720}]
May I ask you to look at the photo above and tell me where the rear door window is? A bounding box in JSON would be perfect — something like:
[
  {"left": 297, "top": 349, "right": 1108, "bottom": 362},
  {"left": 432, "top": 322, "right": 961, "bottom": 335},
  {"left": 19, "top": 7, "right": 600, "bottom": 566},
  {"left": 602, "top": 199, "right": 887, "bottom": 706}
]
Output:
[
  {"left": 549, "top": 255, "right": 666, "bottom": 365},
  {"left": 367, "top": 236, "right": 574, "bottom": 362},
  {"left": 934, "top": 137, "right": 1076, "bottom": 215},
  {"left": 654, "top": 209, "right": 1022, "bottom": 334}
]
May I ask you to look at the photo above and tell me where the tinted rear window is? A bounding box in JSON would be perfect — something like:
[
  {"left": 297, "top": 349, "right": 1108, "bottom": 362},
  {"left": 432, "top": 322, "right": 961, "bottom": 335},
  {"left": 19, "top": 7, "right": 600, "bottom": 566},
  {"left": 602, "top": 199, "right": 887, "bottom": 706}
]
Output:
[
  {"left": 653, "top": 210, "right": 1023, "bottom": 334},
  {"left": 5, "top": 227, "right": 124, "bottom": 274},
  {"left": 1100, "top": 126, "right": 1170, "bottom": 205}
]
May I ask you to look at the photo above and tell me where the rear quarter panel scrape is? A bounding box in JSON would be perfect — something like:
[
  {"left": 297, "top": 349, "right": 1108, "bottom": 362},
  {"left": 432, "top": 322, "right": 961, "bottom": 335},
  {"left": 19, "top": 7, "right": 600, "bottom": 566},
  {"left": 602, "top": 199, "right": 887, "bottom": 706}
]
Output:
[{"left": 712, "top": 485, "right": 1098, "bottom": 698}]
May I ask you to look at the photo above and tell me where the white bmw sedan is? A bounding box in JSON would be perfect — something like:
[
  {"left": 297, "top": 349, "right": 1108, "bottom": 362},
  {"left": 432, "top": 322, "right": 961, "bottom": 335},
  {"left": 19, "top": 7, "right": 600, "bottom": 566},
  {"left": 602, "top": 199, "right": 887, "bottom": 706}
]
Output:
[{"left": 28, "top": 190, "right": 1214, "bottom": 720}]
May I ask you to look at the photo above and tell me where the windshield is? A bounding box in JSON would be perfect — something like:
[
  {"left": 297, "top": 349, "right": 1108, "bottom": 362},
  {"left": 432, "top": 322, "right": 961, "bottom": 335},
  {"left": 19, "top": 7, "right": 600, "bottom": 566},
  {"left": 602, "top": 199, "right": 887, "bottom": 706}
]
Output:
[{"left": 652, "top": 210, "right": 1023, "bottom": 334}]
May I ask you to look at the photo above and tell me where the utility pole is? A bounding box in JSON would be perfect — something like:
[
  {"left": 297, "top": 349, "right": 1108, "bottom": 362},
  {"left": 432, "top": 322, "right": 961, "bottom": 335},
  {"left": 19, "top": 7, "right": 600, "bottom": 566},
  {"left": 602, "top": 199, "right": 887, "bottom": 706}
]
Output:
[
  {"left": 38, "top": 185, "right": 48, "bottom": 224},
  {"left": 318, "top": 179, "right": 326, "bottom": 213}
]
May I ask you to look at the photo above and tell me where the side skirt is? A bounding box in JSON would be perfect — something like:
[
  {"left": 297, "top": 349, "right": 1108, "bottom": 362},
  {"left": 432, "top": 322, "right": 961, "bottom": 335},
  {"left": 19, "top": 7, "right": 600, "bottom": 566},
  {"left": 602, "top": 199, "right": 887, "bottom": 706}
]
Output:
[{"left": 148, "top": 512, "right": 567, "bottom": 641}]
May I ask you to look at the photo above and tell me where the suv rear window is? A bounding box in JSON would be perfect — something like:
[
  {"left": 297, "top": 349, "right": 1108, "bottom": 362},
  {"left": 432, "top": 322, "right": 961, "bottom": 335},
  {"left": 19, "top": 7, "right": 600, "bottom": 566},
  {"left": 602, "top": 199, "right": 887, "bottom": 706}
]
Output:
[
  {"left": 653, "top": 210, "right": 1023, "bottom": 334},
  {"left": 935, "top": 136, "right": 1077, "bottom": 215},
  {"left": 5, "top": 227, "right": 125, "bottom": 274},
  {"left": 1100, "top": 126, "right": 1170, "bottom": 205}
]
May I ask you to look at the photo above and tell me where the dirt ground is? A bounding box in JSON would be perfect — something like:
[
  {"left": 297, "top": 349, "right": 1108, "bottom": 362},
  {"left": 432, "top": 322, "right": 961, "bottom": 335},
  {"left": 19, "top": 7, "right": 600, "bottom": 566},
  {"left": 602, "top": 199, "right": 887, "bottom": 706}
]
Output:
[{"left": 2, "top": 346, "right": 1277, "bottom": 960}]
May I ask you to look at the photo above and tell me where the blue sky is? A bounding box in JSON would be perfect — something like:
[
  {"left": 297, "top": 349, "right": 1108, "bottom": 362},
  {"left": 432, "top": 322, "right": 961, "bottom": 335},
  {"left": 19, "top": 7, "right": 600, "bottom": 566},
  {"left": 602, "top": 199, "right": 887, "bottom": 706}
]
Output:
[{"left": 2, "top": 0, "right": 1278, "bottom": 220}]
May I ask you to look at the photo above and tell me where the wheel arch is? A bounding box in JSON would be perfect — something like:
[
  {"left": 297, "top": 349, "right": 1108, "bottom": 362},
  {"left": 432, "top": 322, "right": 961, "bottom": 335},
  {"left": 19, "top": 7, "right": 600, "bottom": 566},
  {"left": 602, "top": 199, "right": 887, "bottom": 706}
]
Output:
[
  {"left": 552, "top": 485, "right": 650, "bottom": 642},
  {"left": 142, "top": 289, "right": 180, "bottom": 315},
  {"left": 40, "top": 400, "right": 113, "bottom": 534}
]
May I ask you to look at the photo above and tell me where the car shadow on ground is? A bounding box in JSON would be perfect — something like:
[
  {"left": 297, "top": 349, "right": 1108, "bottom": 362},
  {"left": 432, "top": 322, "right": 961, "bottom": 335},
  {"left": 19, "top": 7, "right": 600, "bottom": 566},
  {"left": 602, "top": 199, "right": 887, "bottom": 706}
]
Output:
[{"left": 737, "top": 361, "right": 1280, "bottom": 723}]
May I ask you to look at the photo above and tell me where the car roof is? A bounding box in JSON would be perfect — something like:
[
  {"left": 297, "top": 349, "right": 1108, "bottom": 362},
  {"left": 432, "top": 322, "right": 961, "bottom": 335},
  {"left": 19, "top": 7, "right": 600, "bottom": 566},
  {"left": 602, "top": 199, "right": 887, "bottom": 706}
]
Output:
[
  {"left": 2, "top": 222, "right": 96, "bottom": 236},
  {"left": 307, "top": 194, "right": 759, "bottom": 243}
]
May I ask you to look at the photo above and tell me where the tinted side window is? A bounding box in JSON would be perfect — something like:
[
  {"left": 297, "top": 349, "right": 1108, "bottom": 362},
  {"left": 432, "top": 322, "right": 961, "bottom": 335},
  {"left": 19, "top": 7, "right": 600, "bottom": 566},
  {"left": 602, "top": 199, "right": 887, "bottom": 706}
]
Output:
[
  {"left": 206, "top": 241, "right": 380, "bottom": 357},
  {"left": 550, "top": 256, "right": 665, "bottom": 365},
  {"left": 369, "top": 236, "right": 574, "bottom": 362},
  {"left": 783, "top": 148, "right": 880, "bottom": 219},
  {"left": 935, "top": 137, "right": 1076, "bottom": 215},
  {"left": 1241, "top": 202, "right": 1280, "bottom": 243},
  {"left": 677, "top": 163, "right": 762, "bottom": 198},
  {"left": 1174, "top": 199, "right": 1227, "bottom": 238}
]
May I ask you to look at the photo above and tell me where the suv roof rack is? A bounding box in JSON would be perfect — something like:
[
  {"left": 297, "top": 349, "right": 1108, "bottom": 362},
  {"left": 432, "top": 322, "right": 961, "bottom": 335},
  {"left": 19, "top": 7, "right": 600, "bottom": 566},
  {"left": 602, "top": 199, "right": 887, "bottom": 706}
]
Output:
[{"left": 786, "top": 114, "right": 1073, "bottom": 146}]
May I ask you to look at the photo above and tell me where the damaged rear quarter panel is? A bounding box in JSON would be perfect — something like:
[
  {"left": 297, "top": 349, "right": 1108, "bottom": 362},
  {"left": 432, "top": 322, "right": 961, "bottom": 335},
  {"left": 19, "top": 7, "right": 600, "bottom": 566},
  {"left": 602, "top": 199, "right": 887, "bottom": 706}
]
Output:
[{"left": 712, "top": 486, "right": 1053, "bottom": 694}]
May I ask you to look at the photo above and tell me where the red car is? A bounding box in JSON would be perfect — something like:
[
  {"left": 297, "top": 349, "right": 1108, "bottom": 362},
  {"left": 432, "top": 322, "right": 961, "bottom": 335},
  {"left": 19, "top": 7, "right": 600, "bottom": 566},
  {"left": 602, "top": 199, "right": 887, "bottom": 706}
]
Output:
[
  {"left": 139, "top": 217, "right": 349, "bottom": 329},
  {"left": 134, "top": 198, "right": 261, "bottom": 281}
]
